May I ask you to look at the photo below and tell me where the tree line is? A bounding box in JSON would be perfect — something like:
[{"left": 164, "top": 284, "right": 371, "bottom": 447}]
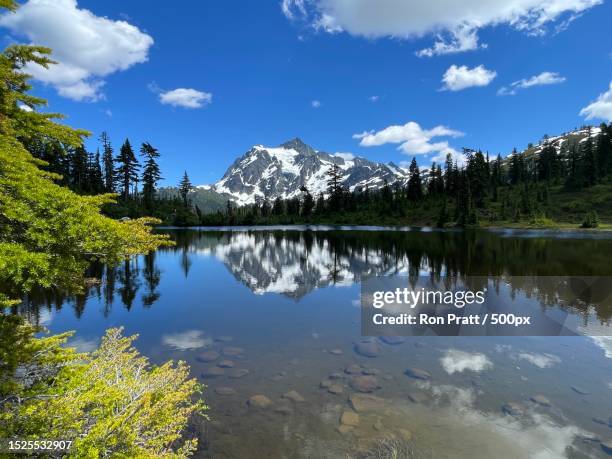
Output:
[
  {"left": 201, "top": 124, "right": 612, "bottom": 228},
  {"left": 23, "top": 132, "right": 200, "bottom": 225}
]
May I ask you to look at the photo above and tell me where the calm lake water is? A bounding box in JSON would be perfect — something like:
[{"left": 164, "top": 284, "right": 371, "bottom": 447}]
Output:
[{"left": 17, "top": 227, "right": 612, "bottom": 458}]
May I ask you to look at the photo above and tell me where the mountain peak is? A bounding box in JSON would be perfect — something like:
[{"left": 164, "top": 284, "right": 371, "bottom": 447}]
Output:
[{"left": 279, "top": 137, "right": 314, "bottom": 154}]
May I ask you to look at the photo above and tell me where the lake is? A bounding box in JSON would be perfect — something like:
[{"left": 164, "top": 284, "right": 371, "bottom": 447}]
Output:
[{"left": 17, "top": 227, "right": 612, "bottom": 458}]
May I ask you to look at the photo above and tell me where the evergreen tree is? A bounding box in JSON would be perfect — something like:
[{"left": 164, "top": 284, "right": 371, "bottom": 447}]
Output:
[
  {"left": 300, "top": 185, "right": 314, "bottom": 216},
  {"left": 140, "top": 142, "right": 162, "bottom": 209},
  {"left": 100, "top": 131, "right": 115, "bottom": 193},
  {"left": 178, "top": 171, "right": 193, "bottom": 206},
  {"left": 406, "top": 157, "right": 423, "bottom": 201},
  {"left": 89, "top": 150, "right": 104, "bottom": 194},
  {"left": 582, "top": 130, "right": 597, "bottom": 187},
  {"left": 71, "top": 145, "right": 89, "bottom": 193},
  {"left": 115, "top": 139, "right": 139, "bottom": 200}
]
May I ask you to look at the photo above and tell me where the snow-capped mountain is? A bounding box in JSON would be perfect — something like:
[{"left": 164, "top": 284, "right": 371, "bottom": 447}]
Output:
[
  {"left": 198, "top": 138, "right": 408, "bottom": 206},
  {"left": 508, "top": 125, "right": 602, "bottom": 160}
]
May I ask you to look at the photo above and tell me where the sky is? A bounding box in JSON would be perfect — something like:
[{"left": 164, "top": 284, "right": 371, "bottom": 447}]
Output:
[{"left": 2, "top": 0, "right": 612, "bottom": 186}]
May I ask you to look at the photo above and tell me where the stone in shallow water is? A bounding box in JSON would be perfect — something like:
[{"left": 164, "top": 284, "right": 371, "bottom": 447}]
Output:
[
  {"left": 349, "top": 393, "right": 385, "bottom": 413},
  {"left": 404, "top": 367, "right": 432, "bottom": 380},
  {"left": 379, "top": 336, "right": 406, "bottom": 345},
  {"left": 601, "top": 441, "right": 612, "bottom": 456},
  {"left": 197, "top": 351, "right": 220, "bottom": 363},
  {"left": 345, "top": 364, "right": 363, "bottom": 375},
  {"left": 222, "top": 346, "right": 244, "bottom": 357},
  {"left": 328, "top": 384, "right": 344, "bottom": 395},
  {"left": 354, "top": 340, "right": 381, "bottom": 358},
  {"left": 202, "top": 367, "right": 225, "bottom": 378},
  {"left": 247, "top": 394, "right": 272, "bottom": 408},
  {"left": 407, "top": 392, "right": 429, "bottom": 404},
  {"left": 530, "top": 394, "right": 551, "bottom": 407},
  {"left": 337, "top": 425, "right": 354, "bottom": 435},
  {"left": 282, "top": 390, "right": 305, "bottom": 402},
  {"left": 320, "top": 380, "right": 332, "bottom": 389},
  {"left": 274, "top": 405, "right": 292, "bottom": 416},
  {"left": 330, "top": 372, "right": 344, "bottom": 380},
  {"left": 340, "top": 410, "right": 360, "bottom": 427},
  {"left": 502, "top": 402, "right": 524, "bottom": 417},
  {"left": 329, "top": 349, "right": 343, "bottom": 355},
  {"left": 227, "top": 368, "right": 249, "bottom": 379},
  {"left": 217, "top": 360, "right": 235, "bottom": 368},
  {"left": 350, "top": 375, "right": 379, "bottom": 393},
  {"left": 215, "top": 387, "right": 237, "bottom": 396}
]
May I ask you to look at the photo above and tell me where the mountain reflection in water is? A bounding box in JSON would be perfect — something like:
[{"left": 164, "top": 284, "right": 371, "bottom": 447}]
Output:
[{"left": 16, "top": 227, "right": 612, "bottom": 325}]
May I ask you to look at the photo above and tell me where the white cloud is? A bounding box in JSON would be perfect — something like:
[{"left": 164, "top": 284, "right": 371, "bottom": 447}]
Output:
[
  {"left": 0, "top": 0, "right": 153, "bottom": 101},
  {"left": 517, "top": 352, "right": 561, "bottom": 368},
  {"left": 369, "top": 95, "right": 379, "bottom": 102},
  {"left": 334, "top": 152, "right": 355, "bottom": 160},
  {"left": 159, "top": 88, "right": 212, "bottom": 109},
  {"left": 67, "top": 336, "right": 98, "bottom": 353},
  {"left": 441, "top": 64, "right": 497, "bottom": 91},
  {"left": 311, "top": 99, "right": 322, "bottom": 108},
  {"left": 498, "top": 71, "right": 566, "bottom": 95},
  {"left": 281, "top": 0, "right": 305, "bottom": 20},
  {"left": 281, "top": 0, "right": 600, "bottom": 55},
  {"left": 18, "top": 103, "right": 34, "bottom": 112},
  {"left": 580, "top": 82, "right": 612, "bottom": 122},
  {"left": 161, "top": 330, "right": 212, "bottom": 351},
  {"left": 354, "top": 121, "right": 464, "bottom": 164},
  {"left": 417, "top": 25, "right": 486, "bottom": 57},
  {"left": 440, "top": 349, "right": 493, "bottom": 374}
]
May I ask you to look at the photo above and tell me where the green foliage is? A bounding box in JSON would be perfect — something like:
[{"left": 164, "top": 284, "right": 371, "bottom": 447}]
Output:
[
  {"left": 0, "top": 36, "right": 170, "bottom": 302},
  {"left": 0, "top": 321, "right": 206, "bottom": 458},
  {"left": 581, "top": 211, "right": 599, "bottom": 228}
]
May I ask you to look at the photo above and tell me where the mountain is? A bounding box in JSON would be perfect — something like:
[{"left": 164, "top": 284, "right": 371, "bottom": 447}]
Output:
[{"left": 196, "top": 138, "right": 408, "bottom": 206}]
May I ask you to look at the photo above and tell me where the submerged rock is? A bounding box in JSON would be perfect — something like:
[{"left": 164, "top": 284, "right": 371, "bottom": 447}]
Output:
[
  {"left": 593, "top": 417, "right": 608, "bottom": 425},
  {"left": 330, "top": 372, "right": 344, "bottom": 380},
  {"left": 329, "top": 349, "right": 343, "bottom": 355},
  {"left": 407, "top": 392, "right": 429, "bottom": 404},
  {"left": 222, "top": 346, "right": 245, "bottom": 356},
  {"left": 354, "top": 340, "right": 381, "bottom": 358},
  {"left": 350, "top": 375, "right": 380, "bottom": 393},
  {"left": 197, "top": 351, "right": 220, "bottom": 362},
  {"left": 379, "top": 336, "right": 406, "bottom": 345},
  {"left": 337, "top": 424, "right": 354, "bottom": 435},
  {"left": 340, "top": 410, "right": 360, "bottom": 427},
  {"left": 215, "top": 387, "right": 237, "bottom": 396},
  {"left": 601, "top": 441, "right": 612, "bottom": 455},
  {"left": 227, "top": 368, "right": 249, "bottom": 379},
  {"left": 530, "top": 394, "right": 551, "bottom": 407},
  {"left": 328, "top": 384, "right": 344, "bottom": 395},
  {"left": 345, "top": 364, "right": 363, "bottom": 375},
  {"left": 502, "top": 402, "right": 524, "bottom": 417},
  {"left": 320, "top": 380, "right": 333, "bottom": 389},
  {"left": 404, "top": 367, "right": 432, "bottom": 380},
  {"left": 217, "top": 360, "right": 235, "bottom": 368},
  {"left": 362, "top": 368, "right": 380, "bottom": 376},
  {"left": 349, "top": 393, "right": 385, "bottom": 413},
  {"left": 282, "top": 390, "right": 305, "bottom": 402},
  {"left": 247, "top": 394, "right": 272, "bottom": 409},
  {"left": 274, "top": 405, "right": 293, "bottom": 416},
  {"left": 202, "top": 367, "right": 225, "bottom": 378}
]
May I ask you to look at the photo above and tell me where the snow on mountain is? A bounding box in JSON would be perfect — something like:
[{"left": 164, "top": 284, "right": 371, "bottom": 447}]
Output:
[{"left": 199, "top": 138, "right": 408, "bottom": 206}]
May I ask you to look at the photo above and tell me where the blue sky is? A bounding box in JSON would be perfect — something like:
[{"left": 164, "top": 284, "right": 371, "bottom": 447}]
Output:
[{"left": 2, "top": 0, "right": 611, "bottom": 186}]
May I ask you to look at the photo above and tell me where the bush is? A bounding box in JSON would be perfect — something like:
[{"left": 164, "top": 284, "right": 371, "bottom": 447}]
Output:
[
  {"left": 580, "top": 211, "right": 599, "bottom": 228},
  {"left": 0, "top": 321, "right": 207, "bottom": 458}
]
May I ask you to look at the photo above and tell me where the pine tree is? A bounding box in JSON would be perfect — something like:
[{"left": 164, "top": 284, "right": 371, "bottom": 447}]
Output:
[
  {"left": 71, "top": 145, "right": 89, "bottom": 193},
  {"left": 115, "top": 138, "right": 139, "bottom": 200},
  {"left": 582, "top": 130, "right": 597, "bottom": 187},
  {"left": 89, "top": 150, "right": 104, "bottom": 194},
  {"left": 100, "top": 131, "right": 115, "bottom": 193},
  {"left": 300, "top": 185, "right": 314, "bottom": 217},
  {"left": 178, "top": 171, "right": 193, "bottom": 206},
  {"left": 140, "top": 142, "right": 162, "bottom": 209},
  {"left": 406, "top": 158, "right": 423, "bottom": 201}
]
